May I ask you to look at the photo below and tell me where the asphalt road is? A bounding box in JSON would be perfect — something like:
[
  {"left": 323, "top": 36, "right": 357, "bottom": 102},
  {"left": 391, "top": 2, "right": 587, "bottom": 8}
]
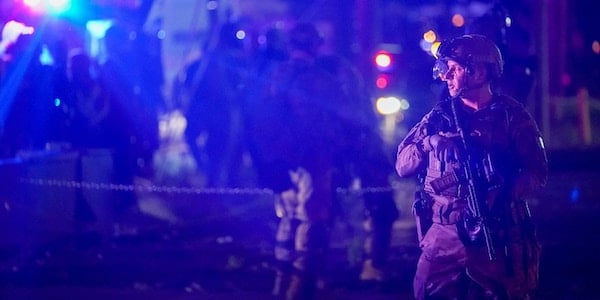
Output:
[{"left": 1, "top": 149, "right": 599, "bottom": 300}]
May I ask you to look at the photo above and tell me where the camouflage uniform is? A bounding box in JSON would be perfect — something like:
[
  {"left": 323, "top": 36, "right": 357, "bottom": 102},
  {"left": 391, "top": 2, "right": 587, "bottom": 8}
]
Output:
[{"left": 396, "top": 94, "right": 547, "bottom": 299}]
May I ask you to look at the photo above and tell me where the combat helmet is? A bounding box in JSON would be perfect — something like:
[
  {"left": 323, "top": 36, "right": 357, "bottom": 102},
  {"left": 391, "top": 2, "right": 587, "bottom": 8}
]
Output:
[{"left": 433, "top": 34, "right": 503, "bottom": 81}]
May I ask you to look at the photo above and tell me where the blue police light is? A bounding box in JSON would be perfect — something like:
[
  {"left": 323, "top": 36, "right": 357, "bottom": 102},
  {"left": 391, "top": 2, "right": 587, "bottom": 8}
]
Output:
[
  {"left": 48, "top": 0, "right": 72, "bottom": 14},
  {"left": 86, "top": 20, "right": 113, "bottom": 39},
  {"left": 39, "top": 44, "right": 54, "bottom": 65},
  {"left": 23, "top": 0, "right": 72, "bottom": 15}
]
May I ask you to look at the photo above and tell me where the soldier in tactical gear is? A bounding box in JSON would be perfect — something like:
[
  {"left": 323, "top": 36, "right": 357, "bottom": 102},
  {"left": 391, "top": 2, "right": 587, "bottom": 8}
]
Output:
[
  {"left": 254, "top": 22, "right": 344, "bottom": 299},
  {"left": 396, "top": 34, "right": 548, "bottom": 299}
]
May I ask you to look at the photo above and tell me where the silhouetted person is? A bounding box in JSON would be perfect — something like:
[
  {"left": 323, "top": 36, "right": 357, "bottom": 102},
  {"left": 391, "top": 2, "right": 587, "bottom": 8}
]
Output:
[
  {"left": 176, "top": 22, "right": 249, "bottom": 188},
  {"left": 252, "top": 22, "right": 345, "bottom": 299},
  {"left": 65, "top": 49, "right": 114, "bottom": 148},
  {"left": 316, "top": 52, "right": 399, "bottom": 285},
  {"left": 97, "top": 23, "right": 163, "bottom": 231}
]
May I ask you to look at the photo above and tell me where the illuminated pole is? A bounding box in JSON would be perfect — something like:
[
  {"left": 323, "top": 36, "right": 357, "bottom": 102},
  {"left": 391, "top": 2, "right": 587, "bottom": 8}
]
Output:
[
  {"left": 577, "top": 88, "right": 592, "bottom": 145},
  {"left": 538, "top": 0, "right": 551, "bottom": 143}
]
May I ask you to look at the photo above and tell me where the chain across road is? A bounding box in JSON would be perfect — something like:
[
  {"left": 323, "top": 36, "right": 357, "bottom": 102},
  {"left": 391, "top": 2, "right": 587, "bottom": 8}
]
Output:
[{"left": 18, "top": 178, "right": 396, "bottom": 196}]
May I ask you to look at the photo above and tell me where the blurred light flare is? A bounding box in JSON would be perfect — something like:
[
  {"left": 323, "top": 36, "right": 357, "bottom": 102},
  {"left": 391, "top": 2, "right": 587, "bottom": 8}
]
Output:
[
  {"left": 423, "top": 30, "right": 436, "bottom": 43},
  {"left": 560, "top": 73, "right": 571, "bottom": 87},
  {"left": 592, "top": 40, "right": 600, "bottom": 54},
  {"left": 3, "top": 21, "right": 35, "bottom": 40},
  {"left": 375, "top": 96, "right": 408, "bottom": 115},
  {"left": 24, "top": 0, "right": 72, "bottom": 15},
  {"left": 451, "top": 14, "right": 465, "bottom": 27},
  {"left": 39, "top": 44, "right": 54, "bottom": 65},
  {"left": 374, "top": 51, "right": 392, "bottom": 69},
  {"left": 23, "top": 0, "right": 42, "bottom": 10},
  {"left": 206, "top": 1, "right": 218, "bottom": 10},
  {"left": 570, "top": 186, "right": 580, "bottom": 203},
  {"left": 1, "top": 20, "right": 35, "bottom": 54},
  {"left": 86, "top": 20, "right": 113, "bottom": 58},
  {"left": 257, "top": 34, "right": 267, "bottom": 46},
  {"left": 504, "top": 16, "right": 512, "bottom": 28},
  {"left": 48, "top": 0, "right": 71, "bottom": 13},
  {"left": 375, "top": 74, "right": 389, "bottom": 89},
  {"left": 235, "top": 30, "right": 246, "bottom": 40},
  {"left": 420, "top": 39, "right": 433, "bottom": 53},
  {"left": 157, "top": 30, "right": 166, "bottom": 40},
  {"left": 86, "top": 20, "right": 114, "bottom": 39}
]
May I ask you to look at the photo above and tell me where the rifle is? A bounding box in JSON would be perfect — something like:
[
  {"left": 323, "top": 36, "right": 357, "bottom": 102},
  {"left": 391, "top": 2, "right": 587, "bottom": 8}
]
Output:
[{"left": 450, "top": 98, "right": 497, "bottom": 261}]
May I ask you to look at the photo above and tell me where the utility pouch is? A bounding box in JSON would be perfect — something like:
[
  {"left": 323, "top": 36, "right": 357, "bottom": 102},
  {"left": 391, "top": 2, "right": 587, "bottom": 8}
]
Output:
[{"left": 430, "top": 171, "right": 459, "bottom": 194}]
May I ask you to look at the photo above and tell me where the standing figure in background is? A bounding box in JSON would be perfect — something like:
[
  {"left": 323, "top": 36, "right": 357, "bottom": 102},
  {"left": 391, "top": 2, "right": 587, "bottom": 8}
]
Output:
[
  {"left": 251, "top": 22, "right": 344, "bottom": 299},
  {"left": 395, "top": 35, "right": 547, "bottom": 299},
  {"left": 316, "top": 52, "right": 399, "bottom": 285},
  {"left": 65, "top": 49, "right": 114, "bottom": 149},
  {"left": 176, "top": 22, "right": 249, "bottom": 188},
  {"left": 100, "top": 23, "right": 162, "bottom": 180},
  {"left": 97, "top": 23, "right": 163, "bottom": 231}
]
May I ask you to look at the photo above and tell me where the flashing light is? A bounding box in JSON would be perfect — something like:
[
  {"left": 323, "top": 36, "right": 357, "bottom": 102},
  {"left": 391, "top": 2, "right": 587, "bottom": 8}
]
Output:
[
  {"left": 374, "top": 51, "right": 392, "bottom": 70},
  {"left": 375, "top": 74, "right": 389, "bottom": 89},
  {"left": 593, "top": 40, "right": 600, "bottom": 54},
  {"left": 23, "top": 0, "right": 72, "bottom": 15}
]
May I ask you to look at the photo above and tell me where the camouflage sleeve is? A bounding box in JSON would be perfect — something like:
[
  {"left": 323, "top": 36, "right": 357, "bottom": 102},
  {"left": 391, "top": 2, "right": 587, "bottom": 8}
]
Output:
[
  {"left": 395, "top": 111, "right": 435, "bottom": 177},
  {"left": 510, "top": 106, "right": 549, "bottom": 199}
]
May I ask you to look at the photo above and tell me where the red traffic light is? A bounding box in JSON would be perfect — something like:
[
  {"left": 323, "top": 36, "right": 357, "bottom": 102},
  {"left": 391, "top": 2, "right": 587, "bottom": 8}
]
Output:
[{"left": 375, "top": 74, "right": 389, "bottom": 89}]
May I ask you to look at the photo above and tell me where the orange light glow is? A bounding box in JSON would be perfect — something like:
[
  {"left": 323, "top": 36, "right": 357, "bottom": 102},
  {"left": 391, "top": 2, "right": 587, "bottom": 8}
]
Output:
[
  {"left": 423, "top": 30, "right": 436, "bottom": 43},
  {"left": 452, "top": 14, "right": 465, "bottom": 27}
]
